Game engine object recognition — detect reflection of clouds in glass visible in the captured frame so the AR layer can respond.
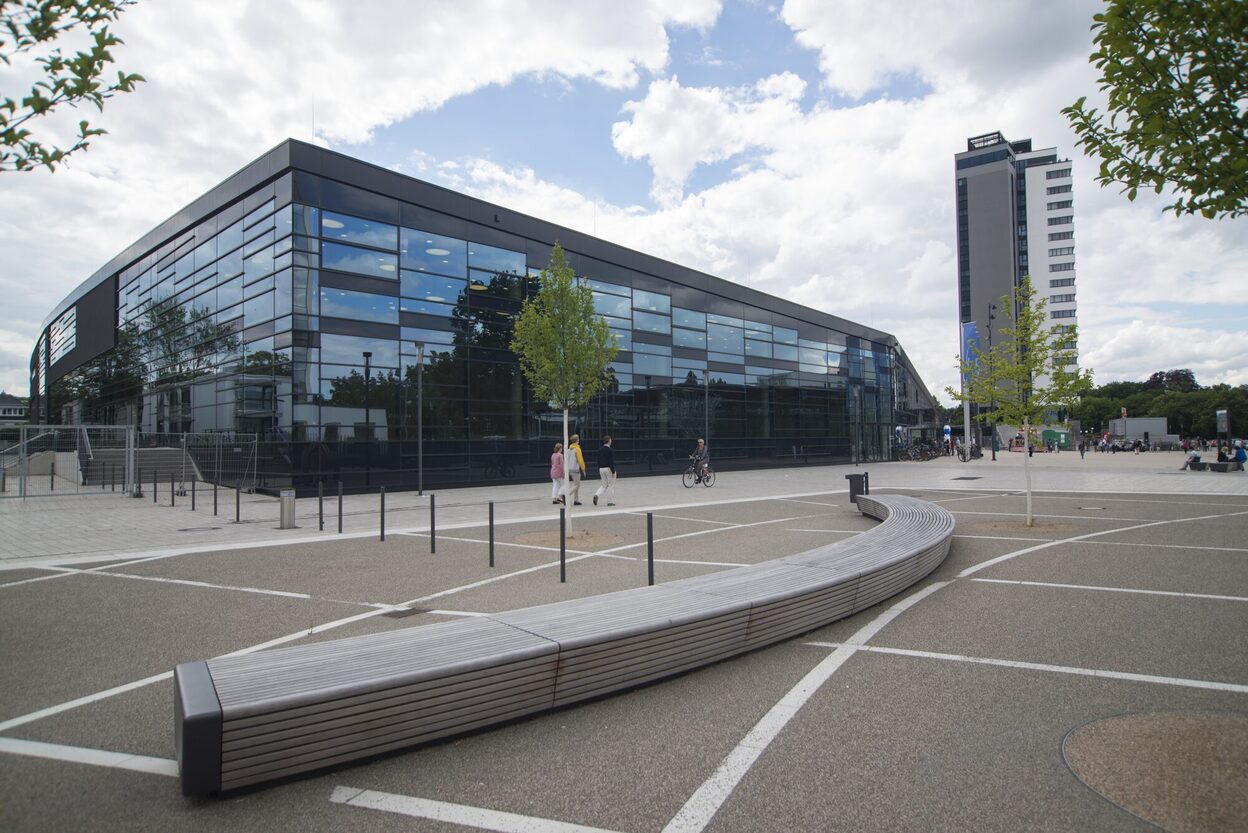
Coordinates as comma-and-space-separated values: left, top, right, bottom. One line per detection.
321, 211, 397, 250
321, 242, 398, 279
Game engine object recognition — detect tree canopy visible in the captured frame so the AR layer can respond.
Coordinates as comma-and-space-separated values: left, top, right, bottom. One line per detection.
1062, 0, 1248, 219
2, 0, 144, 172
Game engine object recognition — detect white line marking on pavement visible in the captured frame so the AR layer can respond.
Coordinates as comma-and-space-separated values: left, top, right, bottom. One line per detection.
399, 532, 595, 558
958, 509, 1248, 578
931, 493, 1001, 504
970, 577, 1248, 603
802, 643, 1248, 695
628, 512, 738, 526
777, 498, 838, 507
598, 514, 819, 556
1082, 540, 1248, 554
0, 671, 174, 734
426, 609, 490, 618
661, 581, 949, 833
330, 786, 626, 833
784, 528, 869, 534
0, 737, 179, 777
951, 510, 1145, 522
655, 559, 749, 568
953, 534, 1051, 543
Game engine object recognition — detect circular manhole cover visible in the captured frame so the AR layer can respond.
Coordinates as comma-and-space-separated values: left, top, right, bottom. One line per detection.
1063, 710, 1248, 832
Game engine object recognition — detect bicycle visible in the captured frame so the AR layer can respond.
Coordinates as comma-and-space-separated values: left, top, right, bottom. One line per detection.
682, 456, 715, 487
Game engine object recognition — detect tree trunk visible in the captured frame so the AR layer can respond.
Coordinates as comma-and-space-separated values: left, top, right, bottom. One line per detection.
1023, 415, 1034, 527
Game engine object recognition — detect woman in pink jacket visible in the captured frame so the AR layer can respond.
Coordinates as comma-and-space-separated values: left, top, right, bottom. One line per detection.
550, 442, 565, 504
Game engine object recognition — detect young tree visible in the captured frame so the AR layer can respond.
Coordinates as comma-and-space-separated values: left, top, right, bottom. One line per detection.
947, 276, 1093, 526
511, 243, 618, 519
1062, 0, 1248, 218
2, 0, 145, 172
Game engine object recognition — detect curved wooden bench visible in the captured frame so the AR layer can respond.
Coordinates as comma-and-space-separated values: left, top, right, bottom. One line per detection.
175, 493, 954, 795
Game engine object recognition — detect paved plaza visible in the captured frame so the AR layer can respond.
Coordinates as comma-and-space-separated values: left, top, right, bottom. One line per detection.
1, 450, 1246, 831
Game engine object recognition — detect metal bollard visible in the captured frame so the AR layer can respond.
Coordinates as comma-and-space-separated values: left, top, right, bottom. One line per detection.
171, 473, 176, 507
110, 464, 115, 492
191, 478, 196, 511
337, 481, 343, 534
50, 459, 54, 492
318, 481, 324, 532
213, 481, 218, 515
430, 493, 436, 554
864, 471, 870, 494
136, 466, 143, 499
235, 485, 241, 523
380, 486, 386, 542
488, 501, 495, 568
153, 470, 157, 503
647, 512, 655, 586
559, 507, 566, 583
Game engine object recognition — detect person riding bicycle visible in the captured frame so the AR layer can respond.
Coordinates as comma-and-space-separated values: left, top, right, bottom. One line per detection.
690, 439, 710, 479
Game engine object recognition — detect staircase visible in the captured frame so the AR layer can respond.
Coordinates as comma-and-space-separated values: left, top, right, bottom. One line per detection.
82, 447, 200, 488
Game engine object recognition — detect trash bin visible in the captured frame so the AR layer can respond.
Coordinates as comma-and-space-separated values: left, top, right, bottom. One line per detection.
279, 489, 296, 529
845, 473, 868, 504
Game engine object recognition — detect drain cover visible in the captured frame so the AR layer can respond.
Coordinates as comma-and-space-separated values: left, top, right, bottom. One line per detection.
951, 476, 982, 480
383, 607, 431, 618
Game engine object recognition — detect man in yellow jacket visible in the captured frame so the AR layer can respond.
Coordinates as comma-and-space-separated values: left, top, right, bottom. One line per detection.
565, 434, 586, 505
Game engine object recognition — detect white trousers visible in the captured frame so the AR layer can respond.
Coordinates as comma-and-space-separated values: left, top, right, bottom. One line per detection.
551, 478, 564, 499
594, 468, 616, 503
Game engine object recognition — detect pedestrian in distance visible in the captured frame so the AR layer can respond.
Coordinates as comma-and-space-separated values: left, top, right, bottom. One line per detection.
550, 442, 565, 504
592, 434, 617, 506
565, 434, 585, 505
1234, 440, 1247, 466
1078, 440, 1086, 459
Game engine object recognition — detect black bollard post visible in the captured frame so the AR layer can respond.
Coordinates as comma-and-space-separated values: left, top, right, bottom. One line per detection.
153, 470, 157, 503
559, 507, 567, 583
430, 493, 436, 554
647, 512, 655, 586
191, 478, 196, 511
337, 481, 343, 534
380, 486, 386, 542
213, 481, 218, 516
171, 473, 176, 507
235, 484, 241, 523
111, 463, 115, 492
318, 481, 324, 532
136, 466, 142, 500
488, 501, 495, 568
50, 459, 54, 492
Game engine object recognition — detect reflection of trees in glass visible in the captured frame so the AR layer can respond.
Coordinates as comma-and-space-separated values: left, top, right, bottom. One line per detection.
143, 298, 240, 386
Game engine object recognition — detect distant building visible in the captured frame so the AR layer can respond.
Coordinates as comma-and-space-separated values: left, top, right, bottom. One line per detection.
0, 391, 28, 423
954, 131, 1079, 381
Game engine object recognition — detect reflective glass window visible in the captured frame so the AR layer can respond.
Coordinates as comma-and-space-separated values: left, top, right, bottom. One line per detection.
401, 327, 456, 347
745, 339, 772, 358
743, 319, 771, 334
319, 288, 399, 323
633, 310, 670, 334
588, 279, 629, 296
400, 228, 467, 277
593, 292, 631, 319
243, 290, 274, 325
673, 327, 706, 349
633, 342, 670, 356
799, 346, 826, 365
320, 334, 400, 367
322, 211, 398, 250
673, 356, 706, 370
244, 247, 273, 283
773, 343, 798, 361
218, 220, 244, 255
244, 199, 275, 229
400, 299, 454, 316
707, 323, 744, 354
609, 328, 632, 350
401, 271, 467, 305
633, 289, 670, 313
708, 313, 743, 327
673, 307, 705, 330
217, 276, 243, 308
321, 241, 399, 279
708, 352, 744, 365
468, 242, 525, 274
193, 238, 217, 270
599, 315, 631, 331
293, 205, 319, 236
633, 353, 672, 376
773, 326, 798, 345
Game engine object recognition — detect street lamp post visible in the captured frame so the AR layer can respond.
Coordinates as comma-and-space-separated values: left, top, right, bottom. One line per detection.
987, 304, 997, 461
362, 351, 372, 486
414, 342, 424, 495
703, 370, 709, 444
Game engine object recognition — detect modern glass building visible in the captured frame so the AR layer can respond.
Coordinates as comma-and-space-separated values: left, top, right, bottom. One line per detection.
30, 139, 937, 493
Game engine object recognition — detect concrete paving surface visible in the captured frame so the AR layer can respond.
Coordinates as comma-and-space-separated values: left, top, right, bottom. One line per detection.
1, 450, 1246, 832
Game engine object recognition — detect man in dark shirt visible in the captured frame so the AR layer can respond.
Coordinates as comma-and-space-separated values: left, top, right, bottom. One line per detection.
592, 434, 617, 506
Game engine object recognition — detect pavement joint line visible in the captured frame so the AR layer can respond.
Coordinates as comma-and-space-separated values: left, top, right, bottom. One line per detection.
958, 508, 1248, 578
931, 493, 1004, 504
953, 534, 1052, 543
625, 511, 738, 526
776, 498, 839, 507
330, 785, 627, 833
596, 514, 822, 556
1080, 540, 1248, 554
970, 577, 1248, 603
802, 642, 1248, 695
397, 532, 596, 558
950, 510, 1161, 522
785, 528, 874, 534
661, 581, 949, 833
0, 737, 179, 778
654, 558, 750, 568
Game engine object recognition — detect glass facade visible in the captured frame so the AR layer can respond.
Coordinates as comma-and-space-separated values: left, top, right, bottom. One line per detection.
32, 144, 936, 493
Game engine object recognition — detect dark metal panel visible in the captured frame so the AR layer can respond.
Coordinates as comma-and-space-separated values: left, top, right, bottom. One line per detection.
318, 317, 399, 340
175, 661, 222, 796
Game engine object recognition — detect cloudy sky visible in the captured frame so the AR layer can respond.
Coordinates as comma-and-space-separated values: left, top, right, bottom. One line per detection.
2, 0, 1245, 401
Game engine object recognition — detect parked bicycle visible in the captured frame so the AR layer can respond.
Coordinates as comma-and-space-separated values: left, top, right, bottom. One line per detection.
682, 455, 716, 487
957, 442, 983, 462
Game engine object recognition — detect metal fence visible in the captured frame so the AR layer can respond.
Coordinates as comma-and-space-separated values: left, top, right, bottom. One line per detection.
0, 425, 135, 499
